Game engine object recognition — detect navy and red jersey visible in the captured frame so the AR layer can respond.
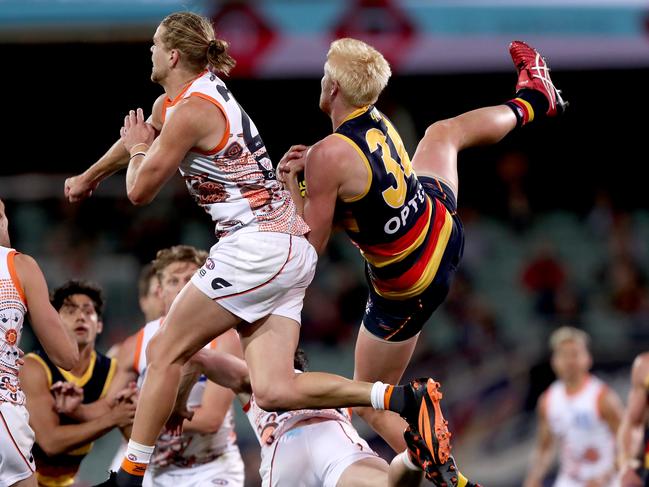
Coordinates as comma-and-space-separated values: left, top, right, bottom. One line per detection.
335, 105, 455, 301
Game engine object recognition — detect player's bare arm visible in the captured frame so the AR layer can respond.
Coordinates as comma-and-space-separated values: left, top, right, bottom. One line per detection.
189, 348, 251, 400
523, 393, 556, 487
123, 97, 226, 205
15, 254, 78, 370
64, 94, 166, 203
300, 136, 367, 254
594, 386, 624, 485
20, 357, 136, 456
617, 353, 649, 483
600, 386, 624, 434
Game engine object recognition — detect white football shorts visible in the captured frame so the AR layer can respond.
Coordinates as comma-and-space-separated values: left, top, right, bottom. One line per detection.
0, 402, 35, 487
259, 419, 381, 487
191, 232, 317, 324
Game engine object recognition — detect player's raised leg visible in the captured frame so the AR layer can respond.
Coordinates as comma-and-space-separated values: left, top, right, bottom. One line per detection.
413, 40, 566, 195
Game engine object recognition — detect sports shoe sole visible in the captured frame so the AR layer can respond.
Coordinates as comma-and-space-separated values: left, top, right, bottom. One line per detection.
418, 379, 452, 465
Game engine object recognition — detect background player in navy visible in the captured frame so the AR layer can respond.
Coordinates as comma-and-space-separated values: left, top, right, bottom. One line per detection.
21, 281, 136, 487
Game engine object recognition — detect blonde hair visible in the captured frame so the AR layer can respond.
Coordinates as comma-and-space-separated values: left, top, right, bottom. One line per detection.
325, 38, 391, 107
152, 245, 208, 279
160, 12, 236, 75
549, 326, 590, 352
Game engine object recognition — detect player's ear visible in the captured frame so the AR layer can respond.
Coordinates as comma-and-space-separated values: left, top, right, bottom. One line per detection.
330, 79, 340, 98
169, 49, 180, 68
97, 320, 103, 335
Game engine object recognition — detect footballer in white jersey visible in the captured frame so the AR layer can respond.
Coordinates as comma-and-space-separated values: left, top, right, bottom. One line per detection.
524, 327, 623, 487
0, 200, 78, 486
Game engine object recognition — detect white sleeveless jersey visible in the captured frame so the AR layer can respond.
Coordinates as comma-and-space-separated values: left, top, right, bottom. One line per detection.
135, 318, 237, 467
244, 371, 351, 448
0, 246, 27, 406
544, 375, 615, 483
162, 70, 310, 240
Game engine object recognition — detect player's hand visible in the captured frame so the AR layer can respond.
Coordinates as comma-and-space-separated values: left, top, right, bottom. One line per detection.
120, 108, 155, 153
109, 396, 137, 428
108, 381, 138, 407
51, 381, 84, 414
619, 465, 643, 487
277, 145, 308, 184
64, 173, 98, 202
165, 407, 194, 437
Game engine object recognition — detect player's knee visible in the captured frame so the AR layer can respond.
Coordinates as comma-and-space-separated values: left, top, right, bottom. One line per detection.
144, 333, 174, 367
424, 118, 461, 144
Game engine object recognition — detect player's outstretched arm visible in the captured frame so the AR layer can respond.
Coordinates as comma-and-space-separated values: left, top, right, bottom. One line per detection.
617, 354, 649, 485
523, 393, 556, 487
64, 94, 165, 203
189, 348, 250, 406
15, 254, 78, 370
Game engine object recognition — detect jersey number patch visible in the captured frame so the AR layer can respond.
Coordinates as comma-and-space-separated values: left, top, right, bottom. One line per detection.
365, 128, 412, 208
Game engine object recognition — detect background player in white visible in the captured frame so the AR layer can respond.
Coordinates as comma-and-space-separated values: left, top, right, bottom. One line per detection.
106, 262, 164, 470
617, 352, 649, 487
0, 199, 79, 487
103, 245, 245, 486
524, 327, 623, 487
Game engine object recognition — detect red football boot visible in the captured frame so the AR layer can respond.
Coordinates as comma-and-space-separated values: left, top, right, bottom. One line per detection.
509, 40, 567, 116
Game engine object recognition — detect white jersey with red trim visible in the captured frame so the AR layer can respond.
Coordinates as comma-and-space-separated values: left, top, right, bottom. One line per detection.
0, 246, 27, 406
244, 371, 351, 448
544, 375, 615, 484
135, 318, 237, 467
161, 70, 310, 240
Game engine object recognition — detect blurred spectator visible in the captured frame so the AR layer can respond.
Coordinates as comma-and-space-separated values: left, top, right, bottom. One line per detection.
522, 242, 568, 320
601, 256, 648, 316
496, 151, 532, 233
586, 189, 614, 238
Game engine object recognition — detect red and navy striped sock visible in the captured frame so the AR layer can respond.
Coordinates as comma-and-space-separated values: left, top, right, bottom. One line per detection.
505, 89, 550, 127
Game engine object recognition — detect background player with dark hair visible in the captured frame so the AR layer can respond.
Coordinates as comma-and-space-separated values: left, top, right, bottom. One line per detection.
20, 280, 136, 487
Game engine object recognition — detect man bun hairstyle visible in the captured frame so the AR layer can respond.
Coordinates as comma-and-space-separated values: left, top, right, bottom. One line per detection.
160, 12, 236, 75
